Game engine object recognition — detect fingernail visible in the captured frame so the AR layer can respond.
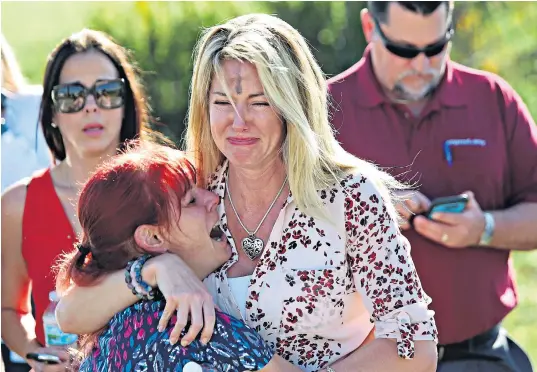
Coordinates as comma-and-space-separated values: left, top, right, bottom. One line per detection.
158, 325, 164, 332
181, 339, 190, 347
201, 338, 209, 345
170, 337, 177, 345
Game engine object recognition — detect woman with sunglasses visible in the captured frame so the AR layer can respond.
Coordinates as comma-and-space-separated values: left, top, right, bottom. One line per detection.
1, 28, 150, 372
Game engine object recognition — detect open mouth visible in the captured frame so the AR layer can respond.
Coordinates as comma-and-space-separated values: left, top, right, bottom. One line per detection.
210, 223, 224, 242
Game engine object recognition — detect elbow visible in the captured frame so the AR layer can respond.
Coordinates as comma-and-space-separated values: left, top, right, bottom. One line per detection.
55, 296, 79, 334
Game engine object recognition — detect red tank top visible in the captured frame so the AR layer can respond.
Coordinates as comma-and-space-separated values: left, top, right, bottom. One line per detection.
21, 169, 76, 345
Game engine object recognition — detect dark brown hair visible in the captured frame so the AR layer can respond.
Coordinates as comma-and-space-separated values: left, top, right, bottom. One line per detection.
40, 29, 151, 161
368, 1, 453, 24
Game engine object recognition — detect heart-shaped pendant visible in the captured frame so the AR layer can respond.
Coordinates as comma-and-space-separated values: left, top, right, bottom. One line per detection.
241, 235, 264, 260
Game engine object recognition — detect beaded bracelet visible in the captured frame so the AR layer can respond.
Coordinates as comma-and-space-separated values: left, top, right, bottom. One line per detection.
125, 258, 145, 299
125, 254, 157, 300
130, 258, 152, 299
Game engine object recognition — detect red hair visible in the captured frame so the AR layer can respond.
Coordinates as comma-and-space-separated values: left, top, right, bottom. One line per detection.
56, 141, 196, 293
55, 141, 196, 359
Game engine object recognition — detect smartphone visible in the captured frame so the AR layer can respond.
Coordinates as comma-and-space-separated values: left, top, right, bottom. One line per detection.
409, 194, 468, 226
425, 194, 469, 218
26, 352, 61, 365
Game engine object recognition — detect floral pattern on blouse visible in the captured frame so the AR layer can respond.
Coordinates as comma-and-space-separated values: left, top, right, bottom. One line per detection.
203, 162, 438, 371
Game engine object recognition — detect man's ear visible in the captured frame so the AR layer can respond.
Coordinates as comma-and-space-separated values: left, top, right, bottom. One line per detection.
134, 225, 168, 254
361, 8, 375, 43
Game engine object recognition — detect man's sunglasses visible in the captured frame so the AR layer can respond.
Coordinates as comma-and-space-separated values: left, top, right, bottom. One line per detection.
373, 17, 454, 59
51, 78, 125, 114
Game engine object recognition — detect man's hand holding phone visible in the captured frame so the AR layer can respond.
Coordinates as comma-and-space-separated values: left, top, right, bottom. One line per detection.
394, 190, 432, 230
411, 191, 487, 248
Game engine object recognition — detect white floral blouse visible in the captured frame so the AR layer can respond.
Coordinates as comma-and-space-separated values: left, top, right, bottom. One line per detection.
204, 162, 438, 371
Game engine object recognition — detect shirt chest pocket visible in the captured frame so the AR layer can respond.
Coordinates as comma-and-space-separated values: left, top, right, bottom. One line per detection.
278, 266, 346, 336
444, 141, 507, 195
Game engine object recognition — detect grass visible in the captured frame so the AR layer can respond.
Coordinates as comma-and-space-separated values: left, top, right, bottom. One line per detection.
3, 1, 537, 368
504, 251, 537, 368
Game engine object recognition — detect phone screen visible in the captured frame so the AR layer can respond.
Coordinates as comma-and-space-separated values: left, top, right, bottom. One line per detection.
26, 353, 61, 365
426, 195, 468, 218
428, 201, 467, 216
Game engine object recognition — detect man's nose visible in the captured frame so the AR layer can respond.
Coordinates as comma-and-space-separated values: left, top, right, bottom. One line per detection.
410, 53, 431, 74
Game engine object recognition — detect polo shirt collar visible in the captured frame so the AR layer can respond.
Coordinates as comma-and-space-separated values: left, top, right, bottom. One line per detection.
435, 59, 467, 107
353, 45, 386, 108
355, 45, 466, 108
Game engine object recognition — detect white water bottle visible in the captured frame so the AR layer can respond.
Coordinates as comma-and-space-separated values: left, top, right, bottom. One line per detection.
42, 291, 78, 348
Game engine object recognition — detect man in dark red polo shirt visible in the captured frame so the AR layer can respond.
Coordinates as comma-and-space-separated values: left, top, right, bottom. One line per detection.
328, 1, 537, 371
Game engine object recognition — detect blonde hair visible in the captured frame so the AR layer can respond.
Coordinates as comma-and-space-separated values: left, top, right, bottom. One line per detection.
185, 13, 405, 214
1, 34, 26, 93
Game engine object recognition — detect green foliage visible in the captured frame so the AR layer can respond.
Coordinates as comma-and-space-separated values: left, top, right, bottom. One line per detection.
1, 1, 127, 83
89, 2, 268, 141
506, 251, 537, 367
452, 2, 537, 118
3, 1, 537, 366
268, 2, 366, 78
86, 1, 367, 142
86, 1, 537, 140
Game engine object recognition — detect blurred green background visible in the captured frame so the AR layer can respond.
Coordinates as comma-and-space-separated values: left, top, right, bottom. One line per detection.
3, 1, 537, 366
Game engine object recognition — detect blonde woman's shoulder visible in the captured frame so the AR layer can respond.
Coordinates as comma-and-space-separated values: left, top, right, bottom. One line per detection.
339, 157, 386, 186
339, 163, 406, 227
339, 167, 382, 195
16, 84, 43, 97
339, 162, 404, 207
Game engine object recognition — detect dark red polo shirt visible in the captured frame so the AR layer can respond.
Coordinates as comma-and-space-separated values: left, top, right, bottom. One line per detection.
328, 47, 537, 344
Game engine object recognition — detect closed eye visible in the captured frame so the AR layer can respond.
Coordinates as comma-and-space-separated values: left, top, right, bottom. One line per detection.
252, 102, 270, 106
189, 197, 196, 205
214, 101, 231, 105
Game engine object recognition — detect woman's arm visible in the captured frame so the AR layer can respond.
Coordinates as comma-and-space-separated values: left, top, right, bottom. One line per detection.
56, 253, 216, 345
320, 339, 436, 372
55, 270, 138, 334
1, 183, 72, 372
1, 184, 40, 356
340, 175, 438, 371
260, 355, 304, 372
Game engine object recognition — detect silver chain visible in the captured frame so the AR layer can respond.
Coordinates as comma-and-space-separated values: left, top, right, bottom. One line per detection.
226, 173, 288, 237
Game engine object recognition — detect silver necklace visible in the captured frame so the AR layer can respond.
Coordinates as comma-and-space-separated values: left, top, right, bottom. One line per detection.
226, 174, 288, 260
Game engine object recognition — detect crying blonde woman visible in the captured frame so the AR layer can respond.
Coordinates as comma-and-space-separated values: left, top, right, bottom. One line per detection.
56, 14, 438, 372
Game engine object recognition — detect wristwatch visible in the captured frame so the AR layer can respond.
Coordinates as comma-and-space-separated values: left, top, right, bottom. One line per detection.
478, 212, 495, 246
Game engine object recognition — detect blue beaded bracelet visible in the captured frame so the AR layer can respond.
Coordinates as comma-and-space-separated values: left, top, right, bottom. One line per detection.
125, 254, 156, 300
133, 255, 154, 296
125, 259, 142, 299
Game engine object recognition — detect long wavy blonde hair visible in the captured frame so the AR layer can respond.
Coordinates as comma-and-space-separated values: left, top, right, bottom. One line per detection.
185, 14, 404, 214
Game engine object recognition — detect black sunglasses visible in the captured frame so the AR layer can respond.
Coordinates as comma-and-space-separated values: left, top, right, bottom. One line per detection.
51, 78, 125, 114
373, 17, 454, 59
